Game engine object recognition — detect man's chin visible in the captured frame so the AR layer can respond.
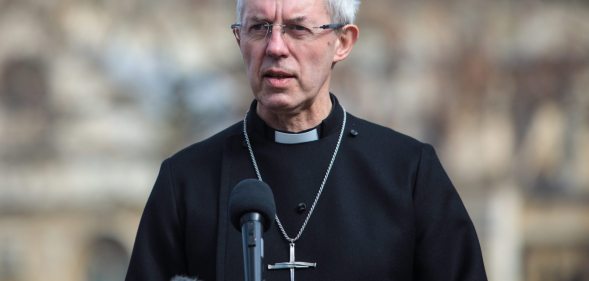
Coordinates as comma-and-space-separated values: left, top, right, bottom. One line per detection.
256, 92, 302, 113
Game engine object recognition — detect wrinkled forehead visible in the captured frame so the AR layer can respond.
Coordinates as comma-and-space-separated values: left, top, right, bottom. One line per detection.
241, 0, 330, 23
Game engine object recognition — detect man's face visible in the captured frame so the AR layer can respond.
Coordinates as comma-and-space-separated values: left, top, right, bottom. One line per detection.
237, 0, 341, 114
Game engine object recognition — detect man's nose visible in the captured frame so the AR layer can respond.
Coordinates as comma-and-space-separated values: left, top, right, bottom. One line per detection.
265, 26, 289, 58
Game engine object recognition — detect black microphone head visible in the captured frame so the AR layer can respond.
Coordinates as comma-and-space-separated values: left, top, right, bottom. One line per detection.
228, 179, 276, 232
170, 276, 200, 281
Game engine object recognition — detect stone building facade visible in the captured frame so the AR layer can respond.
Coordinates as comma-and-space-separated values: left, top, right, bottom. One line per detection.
0, 0, 588, 280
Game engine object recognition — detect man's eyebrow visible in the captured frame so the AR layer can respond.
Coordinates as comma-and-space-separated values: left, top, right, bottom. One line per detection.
246, 15, 269, 23
287, 16, 307, 23
245, 15, 308, 24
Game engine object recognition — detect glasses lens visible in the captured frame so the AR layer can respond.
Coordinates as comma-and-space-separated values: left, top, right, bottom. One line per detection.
246, 22, 270, 40
284, 24, 314, 40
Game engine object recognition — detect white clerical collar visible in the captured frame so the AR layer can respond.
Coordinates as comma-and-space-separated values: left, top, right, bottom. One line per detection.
274, 129, 319, 144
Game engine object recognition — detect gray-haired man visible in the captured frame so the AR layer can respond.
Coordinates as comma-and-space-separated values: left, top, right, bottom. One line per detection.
126, 1, 487, 280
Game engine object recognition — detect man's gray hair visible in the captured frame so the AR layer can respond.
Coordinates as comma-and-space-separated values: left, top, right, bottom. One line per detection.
235, 0, 361, 24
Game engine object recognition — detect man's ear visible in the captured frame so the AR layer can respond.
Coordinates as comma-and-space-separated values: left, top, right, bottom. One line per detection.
333, 24, 359, 63
233, 29, 241, 46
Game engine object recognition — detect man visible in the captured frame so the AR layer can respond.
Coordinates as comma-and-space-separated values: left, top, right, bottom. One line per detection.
126, 0, 488, 280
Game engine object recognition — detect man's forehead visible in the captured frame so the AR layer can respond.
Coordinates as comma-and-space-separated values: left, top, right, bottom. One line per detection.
242, 0, 329, 22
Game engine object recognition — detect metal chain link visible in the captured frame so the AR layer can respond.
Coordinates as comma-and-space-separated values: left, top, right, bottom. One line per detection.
242, 106, 347, 244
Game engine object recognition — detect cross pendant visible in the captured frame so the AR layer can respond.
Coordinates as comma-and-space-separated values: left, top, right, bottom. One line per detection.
268, 243, 317, 281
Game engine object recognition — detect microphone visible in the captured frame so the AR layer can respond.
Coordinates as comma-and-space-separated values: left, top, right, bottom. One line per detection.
170, 276, 201, 281
229, 179, 276, 281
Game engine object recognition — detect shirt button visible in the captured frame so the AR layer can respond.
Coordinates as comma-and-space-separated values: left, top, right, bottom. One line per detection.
296, 203, 307, 214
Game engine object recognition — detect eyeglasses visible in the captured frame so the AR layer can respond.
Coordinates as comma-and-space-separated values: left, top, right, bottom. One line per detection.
231, 21, 346, 42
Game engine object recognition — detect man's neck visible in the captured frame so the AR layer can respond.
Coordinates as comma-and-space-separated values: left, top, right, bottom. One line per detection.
256, 94, 332, 133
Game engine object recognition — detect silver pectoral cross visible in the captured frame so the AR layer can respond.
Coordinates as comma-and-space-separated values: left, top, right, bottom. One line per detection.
268, 243, 316, 281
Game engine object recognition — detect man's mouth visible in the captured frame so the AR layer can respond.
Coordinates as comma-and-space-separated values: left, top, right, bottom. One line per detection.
262, 69, 295, 87
263, 70, 295, 79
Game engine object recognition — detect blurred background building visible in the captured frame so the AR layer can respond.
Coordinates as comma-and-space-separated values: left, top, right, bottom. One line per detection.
0, 0, 588, 280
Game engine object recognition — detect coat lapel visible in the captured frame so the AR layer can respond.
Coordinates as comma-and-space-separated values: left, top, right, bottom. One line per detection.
216, 131, 256, 281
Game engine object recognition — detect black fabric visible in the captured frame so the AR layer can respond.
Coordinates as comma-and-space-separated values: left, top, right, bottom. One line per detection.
126, 95, 488, 281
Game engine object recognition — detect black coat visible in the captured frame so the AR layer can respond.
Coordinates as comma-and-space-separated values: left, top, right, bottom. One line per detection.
126, 98, 487, 281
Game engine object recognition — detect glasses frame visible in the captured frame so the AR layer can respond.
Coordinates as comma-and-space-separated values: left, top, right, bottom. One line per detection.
231, 21, 347, 41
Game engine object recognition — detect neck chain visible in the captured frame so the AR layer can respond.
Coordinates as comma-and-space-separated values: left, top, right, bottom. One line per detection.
242, 106, 347, 244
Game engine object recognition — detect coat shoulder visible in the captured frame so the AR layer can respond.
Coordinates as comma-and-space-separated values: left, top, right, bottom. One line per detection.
347, 113, 428, 155
167, 121, 243, 166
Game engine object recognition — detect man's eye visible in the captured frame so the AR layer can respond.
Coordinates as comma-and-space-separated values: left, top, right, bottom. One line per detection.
286, 24, 312, 37
288, 25, 309, 32
292, 25, 308, 31
249, 23, 268, 31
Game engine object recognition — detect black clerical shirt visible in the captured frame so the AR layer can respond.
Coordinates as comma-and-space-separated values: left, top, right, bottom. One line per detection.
126, 95, 487, 281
